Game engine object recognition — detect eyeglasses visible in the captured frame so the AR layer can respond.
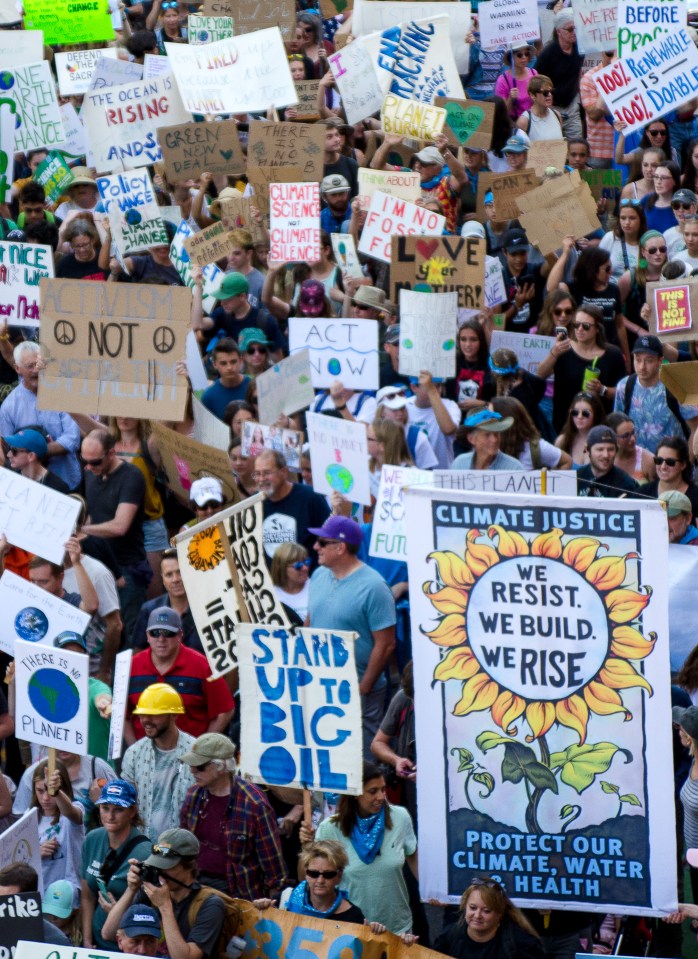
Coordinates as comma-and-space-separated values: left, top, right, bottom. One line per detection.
148, 629, 175, 638
620, 198, 642, 207
82, 455, 106, 467
672, 203, 694, 210
539, 89, 554, 96
306, 869, 339, 879
616, 429, 635, 440
654, 455, 679, 466
514, 50, 531, 58
645, 246, 667, 254
7, 447, 26, 455
193, 762, 210, 772
195, 500, 221, 511
246, 346, 268, 355
316, 538, 340, 547
289, 559, 312, 570
572, 408, 592, 418
573, 321, 594, 331
72, 241, 93, 252
647, 128, 667, 136
553, 307, 573, 316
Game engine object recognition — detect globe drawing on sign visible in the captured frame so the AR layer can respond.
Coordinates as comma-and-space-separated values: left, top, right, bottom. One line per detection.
15, 607, 49, 643
125, 209, 142, 226
28, 668, 80, 724
325, 463, 354, 494
0, 71, 14, 91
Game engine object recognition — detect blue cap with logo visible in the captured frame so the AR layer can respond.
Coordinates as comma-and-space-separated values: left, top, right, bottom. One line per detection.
120, 904, 163, 939
95, 779, 138, 808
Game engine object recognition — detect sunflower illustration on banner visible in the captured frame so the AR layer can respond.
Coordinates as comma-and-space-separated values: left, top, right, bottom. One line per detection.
405, 488, 675, 915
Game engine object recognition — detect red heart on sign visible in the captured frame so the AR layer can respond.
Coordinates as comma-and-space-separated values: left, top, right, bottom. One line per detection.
416, 239, 438, 260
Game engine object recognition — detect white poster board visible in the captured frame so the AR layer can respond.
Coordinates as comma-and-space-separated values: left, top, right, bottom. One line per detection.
573, 0, 617, 53
478, 0, 540, 50
0, 811, 43, 895
306, 411, 371, 505
0, 241, 54, 328
289, 317, 379, 390
327, 39, 384, 126
490, 329, 556, 374
256, 349, 316, 425
108, 648, 132, 760
0, 570, 90, 656
55, 48, 119, 96
3, 61, 65, 153
269, 182, 320, 263
0, 470, 80, 564
399, 290, 458, 380
96, 168, 167, 255
358, 190, 445, 263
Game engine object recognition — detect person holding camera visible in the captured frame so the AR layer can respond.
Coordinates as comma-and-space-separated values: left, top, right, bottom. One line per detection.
101, 828, 226, 959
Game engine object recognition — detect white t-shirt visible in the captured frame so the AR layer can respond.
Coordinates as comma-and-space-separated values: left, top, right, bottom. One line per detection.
406, 398, 460, 468
274, 581, 310, 623
310, 392, 377, 425
664, 225, 686, 257
674, 249, 698, 269
518, 438, 563, 470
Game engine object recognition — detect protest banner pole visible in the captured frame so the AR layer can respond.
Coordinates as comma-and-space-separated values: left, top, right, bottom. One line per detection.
47, 747, 57, 794
216, 521, 250, 625
541, 468, 547, 496
303, 789, 312, 831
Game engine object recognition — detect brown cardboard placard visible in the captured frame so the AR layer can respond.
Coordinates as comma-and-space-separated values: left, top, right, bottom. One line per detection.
319, 0, 353, 18
293, 81, 321, 121
219, 195, 266, 246
647, 277, 698, 342
434, 96, 495, 153
660, 359, 698, 405
151, 421, 241, 504
488, 168, 538, 220
230, 0, 294, 38
37, 280, 191, 421
157, 119, 245, 182
527, 139, 569, 178
183, 220, 237, 266
390, 235, 487, 310
247, 121, 325, 181
200, 0, 232, 14
516, 170, 601, 256
247, 164, 305, 217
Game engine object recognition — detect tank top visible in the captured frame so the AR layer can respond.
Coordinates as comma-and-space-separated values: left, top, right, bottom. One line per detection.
524, 109, 564, 141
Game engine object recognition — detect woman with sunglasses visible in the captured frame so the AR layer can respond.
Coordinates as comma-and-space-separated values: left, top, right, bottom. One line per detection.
494, 42, 537, 123
293, 12, 331, 78
532, 290, 577, 427
606, 412, 656, 483
639, 435, 698, 520
270, 541, 312, 623
434, 877, 542, 959
615, 119, 677, 170
642, 162, 682, 232
554, 390, 605, 466
665, 188, 698, 256
620, 147, 666, 203
599, 199, 647, 278
618, 230, 669, 349
239, 328, 271, 378
146, 0, 187, 53
517, 75, 563, 141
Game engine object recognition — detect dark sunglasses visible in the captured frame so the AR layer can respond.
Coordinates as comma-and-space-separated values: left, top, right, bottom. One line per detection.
195, 500, 221, 510
471, 877, 506, 890
620, 198, 642, 207
645, 245, 667, 254
193, 762, 210, 772
573, 321, 594, 331
7, 447, 25, 455
647, 128, 667, 135
289, 559, 312, 570
539, 89, 554, 96
246, 346, 268, 355
306, 869, 339, 879
672, 203, 694, 210
82, 455, 106, 467
152, 843, 179, 856
572, 408, 592, 418
316, 538, 339, 547
553, 307, 573, 315
654, 455, 678, 466
514, 50, 531, 57
148, 628, 175, 638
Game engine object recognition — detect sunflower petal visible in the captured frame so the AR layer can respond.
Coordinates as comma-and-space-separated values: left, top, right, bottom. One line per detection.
427, 551, 474, 588
583, 680, 630, 719
610, 626, 657, 660
531, 528, 564, 558
585, 553, 638, 592
562, 537, 606, 572
423, 614, 466, 647
465, 530, 499, 577
598, 658, 653, 694
434, 646, 480, 683
555, 695, 590, 744
486, 525, 529, 558
605, 586, 652, 623
491, 690, 525, 735
453, 673, 500, 717
423, 583, 469, 615
525, 701, 556, 740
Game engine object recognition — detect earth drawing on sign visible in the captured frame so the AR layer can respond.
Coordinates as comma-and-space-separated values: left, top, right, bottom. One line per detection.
28, 668, 80, 723
15, 607, 49, 643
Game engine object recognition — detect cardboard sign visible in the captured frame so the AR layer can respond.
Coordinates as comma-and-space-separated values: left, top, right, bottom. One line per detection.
38, 280, 190, 420
238, 624, 362, 792
289, 317, 379, 390
435, 96, 495, 152
188, 13, 234, 43
23, 0, 114, 43
248, 121, 325, 181
33, 151, 75, 204
108, 648, 132, 760
82, 74, 191, 172
170, 219, 223, 314
327, 39, 384, 126
391, 235, 486, 311
269, 182, 320, 263
0, 813, 42, 896
96, 169, 167, 256
0, 240, 54, 329
15, 639, 89, 754
58, 102, 87, 160
357, 168, 420, 212
617, 0, 687, 57
648, 277, 698, 340
0, 30, 43, 66
248, 165, 301, 218
143, 53, 172, 80
55, 49, 119, 97
0, 471, 81, 566
580, 167, 622, 200
573, 0, 618, 53
381, 93, 446, 140
516, 170, 602, 256
0, 892, 43, 952
331, 233, 363, 278
660, 360, 698, 405
174, 496, 290, 677
0, 99, 15, 205
293, 80, 321, 120
183, 220, 236, 266
218, 195, 265, 246
320, 0, 352, 17
201, 0, 232, 15
358, 190, 445, 263
477, 0, 539, 50
151, 420, 239, 505
594, 28, 698, 131
3, 62, 64, 153
88, 55, 143, 90
527, 139, 569, 177
241, 421, 303, 469
230, 0, 294, 38
158, 119, 245, 180
165, 29, 296, 114
256, 349, 316, 424
307, 412, 371, 505
398, 290, 458, 380
490, 329, 556, 374
0, 568, 90, 656
488, 167, 538, 220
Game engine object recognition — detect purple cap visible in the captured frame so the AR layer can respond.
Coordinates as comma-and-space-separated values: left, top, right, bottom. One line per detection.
308, 516, 363, 546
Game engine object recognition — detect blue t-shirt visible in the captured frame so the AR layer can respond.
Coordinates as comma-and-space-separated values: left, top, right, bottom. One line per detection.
640, 197, 677, 233
308, 563, 396, 691
201, 376, 251, 419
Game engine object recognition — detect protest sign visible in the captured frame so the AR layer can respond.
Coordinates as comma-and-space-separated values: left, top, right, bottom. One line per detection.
165, 30, 296, 114
399, 290, 458, 380
192, 395, 229, 450
580, 168, 622, 201
158, 119, 245, 180
0, 472, 80, 566
171, 219, 223, 314
306, 412, 370, 506
33, 151, 74, 204
327, 39, 384, 126
0, 892, 43, 954
218, 195, 265, 246
0, 813, 42, 896
242, 421, 303, 469
183, 220, 236, 267
230, 0, 294, 38
143, 53, 172, 80
23, 0, 114, 43
487, 167, 538, 219
0, 99, 15, 204
289, 318, 379, 390
320, 0, 352, 16
96, 169, 167, 255
594, 28, 698, 131
248, 121, 325, 181
648, 278, 698, 340
0, 30, 42, 66
406, 488, 674, 913
151, 421, 239, 505
0, 240, 54, 328
59, 102, 87, 160
478, 0, 539, 50
55, 48, 118, 96
174, 496, 290, 677
391, 235, 486, 310
82, 74, 190, 172
668, 545, 698, 671
434, 96, 495, 152
527, 139, 569, 177
188, 333, 210, 394
88, 55, 143, 90
485, 255, 507, 309
516, 171, 602, 255
431, 469, 578, 494
381, 93, 446, 140
490, 330, 556, 374
188, 13, 234, 43
239, 624, 362, 792
3, 62, 64, 153
573, 0, 617, 52
617, 0, 687, 58
331, 234, 362, 278
15, 638, 89, 754
359, 191, 445, 263
293, 80, 321, 120
109, 648, 132, 760
357, 168, 420, 212
269, 182, 320, 263
201, 0, 232, 16
38, 280, 190, 420
256, 349, 316, 424
0, 570, 90, 657
16, 946, 145, 959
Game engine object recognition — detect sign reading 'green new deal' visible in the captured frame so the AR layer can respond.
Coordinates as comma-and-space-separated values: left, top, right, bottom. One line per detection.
23, 0, 114, 45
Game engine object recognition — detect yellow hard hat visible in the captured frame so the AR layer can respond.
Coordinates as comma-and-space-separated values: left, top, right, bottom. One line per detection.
133, 683, 185, 715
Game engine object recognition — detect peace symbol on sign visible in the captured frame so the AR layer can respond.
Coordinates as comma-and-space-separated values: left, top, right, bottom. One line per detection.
153, 326, 175, 354
54, 320, 75, 346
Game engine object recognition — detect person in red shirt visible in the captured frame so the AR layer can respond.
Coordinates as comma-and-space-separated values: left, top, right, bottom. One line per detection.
123, 607, 234, 744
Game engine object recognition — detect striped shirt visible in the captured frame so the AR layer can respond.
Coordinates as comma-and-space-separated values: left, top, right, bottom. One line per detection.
681, 770, 698, 848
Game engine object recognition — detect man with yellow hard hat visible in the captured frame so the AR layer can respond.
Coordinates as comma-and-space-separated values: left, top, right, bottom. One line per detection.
120, 683, 196, 841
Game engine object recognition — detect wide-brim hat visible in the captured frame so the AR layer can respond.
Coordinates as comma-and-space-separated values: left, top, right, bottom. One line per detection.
353, 285, 395, 313
210, 187, 244, 218
62, 166, 96, 191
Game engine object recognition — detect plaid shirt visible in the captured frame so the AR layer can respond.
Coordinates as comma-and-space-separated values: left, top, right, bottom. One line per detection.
180, 777, 288, 899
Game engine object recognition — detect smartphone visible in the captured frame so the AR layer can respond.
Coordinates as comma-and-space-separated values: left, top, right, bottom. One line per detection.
96, 877, 108, 897
555, 326, 568, 339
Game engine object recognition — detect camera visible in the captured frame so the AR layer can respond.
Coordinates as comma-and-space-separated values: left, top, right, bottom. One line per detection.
226, 936, 247, 959
136, 861, 162, 885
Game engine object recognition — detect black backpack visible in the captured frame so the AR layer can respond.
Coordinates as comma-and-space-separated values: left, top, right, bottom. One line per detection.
623, 373, 690, 440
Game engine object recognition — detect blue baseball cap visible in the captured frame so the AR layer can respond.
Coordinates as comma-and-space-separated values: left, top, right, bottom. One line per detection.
43, 880, 76, 919
120, 904, 162, 939
3, 428, 48, 458
308, 515, 362, 547
95, 779, 138, 808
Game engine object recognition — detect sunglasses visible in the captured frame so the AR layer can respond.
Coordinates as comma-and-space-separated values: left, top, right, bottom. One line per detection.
654, 456, 679, 466
573, 321, 594, 331
316, 538, 339, 547
195, 500, 221, 510
471, 877, 506, 890
620, 198, 642, 207
82, 455, 106, 467
162, 1, 178, 7
645, 246, 667, 254
246, 346, 268, 355
289, 559, 312, 570
572, 409, 592, 418
514, 50, 531, 57
152, 843, 178, 856
306, 869, 339, 879
647, 128, 667, 135
539, 89, 554, 96
553, 307, 573, 316
193, 762, 210, 772
7, 447, 25, 455
616, 429, 635, 440
148, 629, 175, 638
672, 203, 694, 210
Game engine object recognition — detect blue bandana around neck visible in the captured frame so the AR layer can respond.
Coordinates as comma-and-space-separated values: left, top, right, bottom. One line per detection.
421, 164, 451, 192
287, 881, 348, 918
350, 807, 385, 864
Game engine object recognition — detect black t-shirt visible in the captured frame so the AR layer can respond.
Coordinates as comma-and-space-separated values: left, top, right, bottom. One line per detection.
324, 155, 359, 198
262, 482, 331, 562
128, 256, 184, 286
40, 470, 71, 493
551, 346, 626, 432
84, 461, 146, 566
577, 464, 639, 497
208, 303, 284, 352
172, 886, 226, 959
56, 254, 108, 281
568, 282, 623, 347
501, 260, 547, 332
535, 41, 585, 108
